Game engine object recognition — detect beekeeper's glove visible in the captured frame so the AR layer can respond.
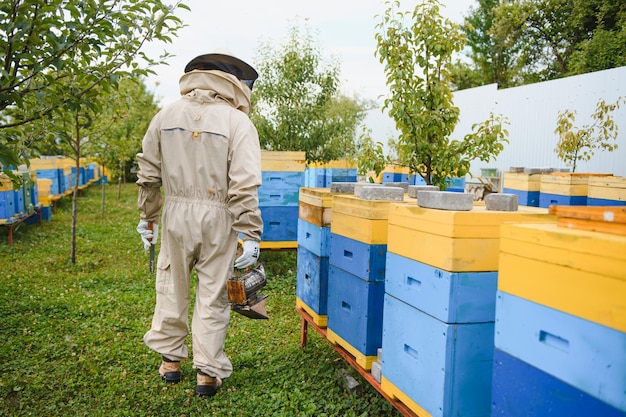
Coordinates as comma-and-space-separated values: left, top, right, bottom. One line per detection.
234, 240, 260, 269
137, 220, 158, 250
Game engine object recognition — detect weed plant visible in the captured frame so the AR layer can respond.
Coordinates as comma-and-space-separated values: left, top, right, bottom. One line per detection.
0, 183, 400, 417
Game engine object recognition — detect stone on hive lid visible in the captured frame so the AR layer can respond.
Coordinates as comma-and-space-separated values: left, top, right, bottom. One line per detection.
408, 185, 439, 199
417, 191, 473, 211
485, 193, 518, 211
356, 186, 404, 201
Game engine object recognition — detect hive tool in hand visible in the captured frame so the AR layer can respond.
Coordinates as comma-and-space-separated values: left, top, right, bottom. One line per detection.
227, 264, 268, 320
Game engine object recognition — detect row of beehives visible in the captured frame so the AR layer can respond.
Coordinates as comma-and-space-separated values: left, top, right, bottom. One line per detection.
503, 170, 626, 207
295, 184, 625, 417
0, 157, 109, 231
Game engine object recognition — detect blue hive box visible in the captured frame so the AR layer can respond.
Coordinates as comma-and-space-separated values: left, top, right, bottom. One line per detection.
296, 246, 329, 325
495, 291, 626, 411
326, 264, 384, 369
297, 218, 330, 257
0, 191, 16, 219
491, 348, 624, 417
503, 188, 540, 207
13, 188, 25, 214
539, 192, 587, 207
381, 293, 495, 417
385, 252, 498, 324
259, 206, 299, 241
329, 233, 386, 282
304, 167, 327, 188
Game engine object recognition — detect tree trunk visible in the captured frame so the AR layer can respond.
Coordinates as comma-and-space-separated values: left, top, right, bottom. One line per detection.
101, 164, 106, 217
118, 160, 123, 199
71, 122, 80, 264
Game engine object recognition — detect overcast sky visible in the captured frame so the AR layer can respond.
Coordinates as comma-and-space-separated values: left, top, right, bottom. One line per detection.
143, 0, 476, 141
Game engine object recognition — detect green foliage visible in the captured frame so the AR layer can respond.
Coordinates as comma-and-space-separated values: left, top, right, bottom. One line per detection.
0, 0, 187, 128
489, 0, 626, 86
375, 0, 509, 189
453, 0, 523, 89
87, 76, 159, 186
554, 96, 624, 172
251, 22, 372, 164
0, 0, 187, 181
354, 129, 392, 183
0, 183, 401, 417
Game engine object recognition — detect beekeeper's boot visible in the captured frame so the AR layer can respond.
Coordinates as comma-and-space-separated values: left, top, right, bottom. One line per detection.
159, 356, 181, 384
195, 370, 222, 397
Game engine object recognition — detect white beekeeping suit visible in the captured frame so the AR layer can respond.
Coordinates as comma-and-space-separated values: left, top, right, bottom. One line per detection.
135, 51, 263, 397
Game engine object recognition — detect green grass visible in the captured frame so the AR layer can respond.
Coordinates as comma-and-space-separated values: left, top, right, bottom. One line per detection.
0, 183, 401, 417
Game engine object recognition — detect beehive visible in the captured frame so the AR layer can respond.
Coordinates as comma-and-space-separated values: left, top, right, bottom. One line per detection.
495, 290, 625, 412
491, 348, 624, 417
326, 195, 408, 369
387, 204, 553, 272
298, 187, 332, 227
498, 221, 626, 332
258, 151, 305, 247
381, 293, 495, 417
495, 215, 626, 413
539, 172, 612, 207
295, 188, 334, 326
260, 150, 306, 172
587, 176, 626, 206
503, 171, 542, 206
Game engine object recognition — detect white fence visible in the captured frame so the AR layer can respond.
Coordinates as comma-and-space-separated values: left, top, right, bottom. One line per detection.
452, 66, 626, 178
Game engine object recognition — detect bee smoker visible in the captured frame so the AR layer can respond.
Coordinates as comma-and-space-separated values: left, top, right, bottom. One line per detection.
227, 264, 268, 320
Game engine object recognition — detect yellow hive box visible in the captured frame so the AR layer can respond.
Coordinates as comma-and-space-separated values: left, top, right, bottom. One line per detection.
331, 195, 413, 244
588, 176, 626, 202
387, 204, 553, 272
29, 158, 60, 170
261, 151, 306, 172
498, 222, 626, 332
298, 187, 333, 227
0, 177, 13, 191
540, 172, 611, 196
325, 159, 357, 169
384, 164, 410, 174
37, 178, 52, 194
503, 172, 542, 192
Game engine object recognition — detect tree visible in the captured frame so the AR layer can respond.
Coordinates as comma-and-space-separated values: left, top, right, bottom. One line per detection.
490, 0, 626, 86
86, 76, 159, 203
452, 0, 523, 89
0, 0, 187, 175
0, 0, 187, 263
554, 96, 624, 172
354, 129, 392, 183
375, 0, 509, 189
250, 22, 373, 164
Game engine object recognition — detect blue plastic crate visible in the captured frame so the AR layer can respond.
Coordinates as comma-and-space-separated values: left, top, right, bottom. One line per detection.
495, 291, 626, 411
329, 232, 387, 282
382, 293, 495, 417
539, 193, 587, 207
491, 348, 624, 417
503, 188, 540, 207
385, 252, 498, 324
259, 206, 298, 242
296, 246, 329, 319
297, 218, 330, 257
327, 265, 385, 357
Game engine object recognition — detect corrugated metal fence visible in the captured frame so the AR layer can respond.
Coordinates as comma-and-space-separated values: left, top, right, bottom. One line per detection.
452, 66, 626, 178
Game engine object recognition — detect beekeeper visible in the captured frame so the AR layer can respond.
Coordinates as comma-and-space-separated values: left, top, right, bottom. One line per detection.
135, 50, 263, 397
